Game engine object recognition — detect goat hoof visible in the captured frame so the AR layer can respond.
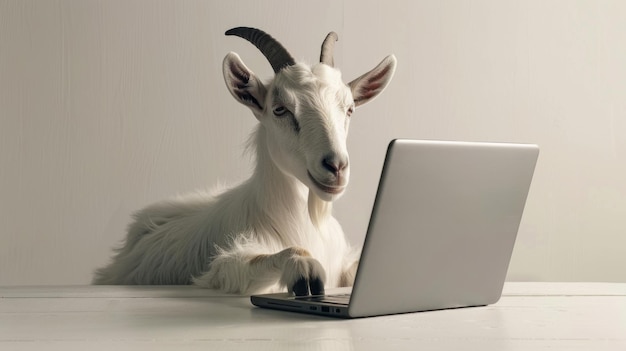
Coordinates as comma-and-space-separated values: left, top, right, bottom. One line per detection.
291, 277, 325, 296
309, 277, 324, 295
292, 277, 309, 296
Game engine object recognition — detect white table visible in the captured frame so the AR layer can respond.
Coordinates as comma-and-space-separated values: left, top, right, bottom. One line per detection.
1, 283, 625, 350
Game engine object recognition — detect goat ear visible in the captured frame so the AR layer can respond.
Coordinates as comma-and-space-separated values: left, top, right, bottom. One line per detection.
348, 55, 397, 107
223, 52, 267, 116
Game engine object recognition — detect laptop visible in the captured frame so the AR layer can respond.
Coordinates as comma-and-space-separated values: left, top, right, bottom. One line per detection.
251, 139, 539, 318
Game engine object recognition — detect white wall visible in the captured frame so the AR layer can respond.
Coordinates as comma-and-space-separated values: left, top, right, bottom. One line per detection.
1, 0, 625, 285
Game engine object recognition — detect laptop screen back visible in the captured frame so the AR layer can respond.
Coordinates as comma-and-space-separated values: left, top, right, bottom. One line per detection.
348, 139, 539, 317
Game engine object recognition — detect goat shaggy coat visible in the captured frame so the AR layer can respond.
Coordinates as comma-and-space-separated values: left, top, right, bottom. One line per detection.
93, 27, 396, 295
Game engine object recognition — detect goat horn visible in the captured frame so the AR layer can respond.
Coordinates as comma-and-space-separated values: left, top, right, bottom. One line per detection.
225, 27, 296, 73
320, 32, 338, 67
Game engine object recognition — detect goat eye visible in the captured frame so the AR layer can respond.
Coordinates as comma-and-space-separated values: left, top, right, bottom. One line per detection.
273, 105, 288, 117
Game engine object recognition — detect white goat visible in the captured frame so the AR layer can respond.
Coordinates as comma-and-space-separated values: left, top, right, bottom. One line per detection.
93, 27, 396, 295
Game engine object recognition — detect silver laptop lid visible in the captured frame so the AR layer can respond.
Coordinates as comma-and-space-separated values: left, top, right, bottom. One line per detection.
348, 139, 539, 317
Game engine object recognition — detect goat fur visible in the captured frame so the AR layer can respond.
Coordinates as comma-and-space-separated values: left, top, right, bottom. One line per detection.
93, 29, 396, 295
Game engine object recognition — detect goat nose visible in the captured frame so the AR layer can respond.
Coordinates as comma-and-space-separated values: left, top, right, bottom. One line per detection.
322, 155, 348, 176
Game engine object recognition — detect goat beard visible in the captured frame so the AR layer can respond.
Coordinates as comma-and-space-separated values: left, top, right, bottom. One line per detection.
307, 190, 332, 228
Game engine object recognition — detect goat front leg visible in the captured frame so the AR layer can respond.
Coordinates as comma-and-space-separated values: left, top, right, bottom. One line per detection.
193, 247, 326, 296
